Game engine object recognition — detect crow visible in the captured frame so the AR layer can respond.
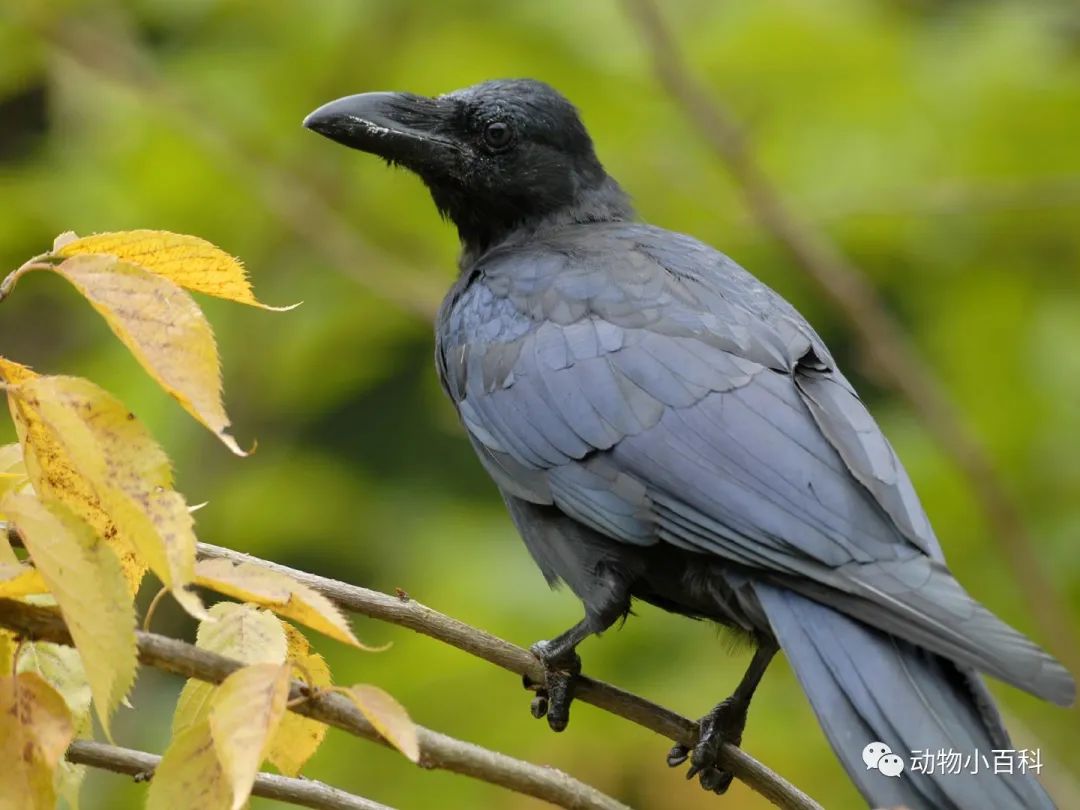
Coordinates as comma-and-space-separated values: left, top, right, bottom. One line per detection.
305, 79, 1074, 808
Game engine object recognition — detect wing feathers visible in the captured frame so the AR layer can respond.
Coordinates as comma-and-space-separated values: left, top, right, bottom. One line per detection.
438, 225, 1074, 706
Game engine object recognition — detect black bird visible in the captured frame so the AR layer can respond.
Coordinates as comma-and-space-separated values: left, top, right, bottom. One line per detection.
305, 79, 1074, 808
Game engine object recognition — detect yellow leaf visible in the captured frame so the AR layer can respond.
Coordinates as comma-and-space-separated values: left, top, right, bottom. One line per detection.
210, 663, 290, 810
17, 643, 93, 731
0, 534, 16, 567
53, 231, 78, 251
54, 230, 292, 311
17, 643, 92, 810
0, 630, 14, 675
0, 562, 49, 597
0, 442, 25, 469
195, 558, 370, 649
0, 672, 76, 810
0, 360, 145, 592
14, 375, 197, 597
0, 355, 35, 384
267, 624, 330, 776
146, 720, 230, 810
50, 255, 247, 455
55, 759, 86, 810
0, 442, 28, 502
172, 603, 286, 738
2, 493, 137, 736
0, 443, 24, 468
343, 684, 419, 763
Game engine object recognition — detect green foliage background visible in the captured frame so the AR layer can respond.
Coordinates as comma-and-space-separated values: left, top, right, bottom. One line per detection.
2, 1, 1078, 808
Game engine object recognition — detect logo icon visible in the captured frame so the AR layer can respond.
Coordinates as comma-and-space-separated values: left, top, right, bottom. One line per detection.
863, 742, 905, 778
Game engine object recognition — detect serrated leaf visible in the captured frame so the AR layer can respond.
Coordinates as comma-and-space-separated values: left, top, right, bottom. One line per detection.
54, 230, 292, 311
2, 493, 137, 736
55, 759, 86, 810
0, 370, 203, 610
17, 643, 92, 733
49, 255, 247, 455
267, 624, 330, 776
173, 603, 286, 738
195, 558, 371, 649
0, 672, 76, 810
153, 660, 290, 810
14, 375, 197, 599
17, 643, 92, 810
0, 360, 145, 592
343, 684, 419, 763
0, 562, 49, 597
146, 720, 230, 810
210, 663, 290, 810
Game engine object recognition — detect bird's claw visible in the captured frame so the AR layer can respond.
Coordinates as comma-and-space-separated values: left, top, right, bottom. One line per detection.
667, 696, 748, 795
529, 693, 548, 719
524, 640, 581, 732
666, 743, 690, 768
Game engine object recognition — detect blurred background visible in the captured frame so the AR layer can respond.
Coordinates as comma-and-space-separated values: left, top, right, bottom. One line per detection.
2, 1, 1079, 808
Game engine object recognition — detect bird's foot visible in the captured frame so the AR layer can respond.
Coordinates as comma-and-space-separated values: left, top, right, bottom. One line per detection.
522, 639, 582, 732
666, 696, 748, 794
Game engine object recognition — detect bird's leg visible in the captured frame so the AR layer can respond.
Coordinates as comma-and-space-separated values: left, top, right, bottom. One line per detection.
668, 640, 778, 794
523, 598, 625, 732
524, 619, 589, 732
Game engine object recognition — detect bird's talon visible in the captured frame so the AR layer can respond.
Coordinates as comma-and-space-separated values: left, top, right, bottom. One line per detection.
525, 640, 582, 731
675, 698, 748, 794
700, 767, 733, 794
530, 694, 549, 719
666, 744, 690, 767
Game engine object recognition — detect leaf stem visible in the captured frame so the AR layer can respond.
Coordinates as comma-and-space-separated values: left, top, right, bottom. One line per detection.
141, 586, 169, 632
0, 256, 54, 304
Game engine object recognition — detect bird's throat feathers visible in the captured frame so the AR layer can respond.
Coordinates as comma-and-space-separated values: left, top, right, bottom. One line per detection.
443, 173, 636, 267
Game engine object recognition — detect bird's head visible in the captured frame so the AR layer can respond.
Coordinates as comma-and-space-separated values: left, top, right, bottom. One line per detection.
304, 79, 631, 257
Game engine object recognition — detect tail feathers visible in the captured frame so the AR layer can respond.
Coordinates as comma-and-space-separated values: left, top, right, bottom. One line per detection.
755, 584, 1055, 810
829, 558, 1076, 707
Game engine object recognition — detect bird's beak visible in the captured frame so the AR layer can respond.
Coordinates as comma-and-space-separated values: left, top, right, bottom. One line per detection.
303, 91, 460, 167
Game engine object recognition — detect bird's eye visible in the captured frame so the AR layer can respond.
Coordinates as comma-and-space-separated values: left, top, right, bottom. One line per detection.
483, 121, 513, 150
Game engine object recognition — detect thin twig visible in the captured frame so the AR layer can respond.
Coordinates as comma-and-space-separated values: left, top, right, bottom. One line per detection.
195, 542, 821, 810
66, 739, 392, 810
0, 598, 633, 810
620, 0, 1080, 679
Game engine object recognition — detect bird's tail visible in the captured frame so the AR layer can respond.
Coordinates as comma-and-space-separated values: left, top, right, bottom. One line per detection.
753, 583, 1056, 809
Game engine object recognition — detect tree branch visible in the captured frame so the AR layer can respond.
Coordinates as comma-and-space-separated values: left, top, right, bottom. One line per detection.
0, 598, 631, 810
619, 0, 1080, 678
195, 542, 822, 810
66, 740, 393, 810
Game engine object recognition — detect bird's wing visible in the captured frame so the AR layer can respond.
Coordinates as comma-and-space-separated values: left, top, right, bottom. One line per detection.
440, 225, 931, 559
437, 225, 1073, 704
